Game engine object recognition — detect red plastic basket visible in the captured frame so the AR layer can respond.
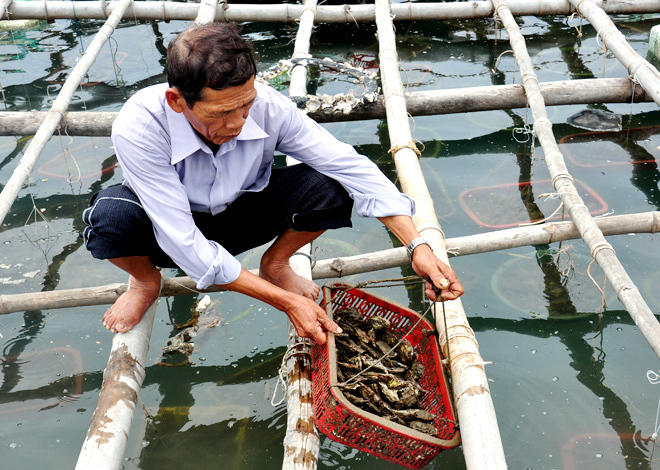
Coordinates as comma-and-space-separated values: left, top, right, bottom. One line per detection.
311, 283, 460, 469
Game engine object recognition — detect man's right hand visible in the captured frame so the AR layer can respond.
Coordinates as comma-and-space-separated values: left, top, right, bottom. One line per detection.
284, 294, 342, 345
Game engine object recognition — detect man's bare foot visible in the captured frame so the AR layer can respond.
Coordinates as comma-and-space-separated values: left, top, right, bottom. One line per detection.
103, 276, 160, 333
259, 258, 320, 300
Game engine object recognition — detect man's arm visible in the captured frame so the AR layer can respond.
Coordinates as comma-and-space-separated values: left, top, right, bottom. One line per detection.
378, 215, 464, 301
220, 268, 341, 345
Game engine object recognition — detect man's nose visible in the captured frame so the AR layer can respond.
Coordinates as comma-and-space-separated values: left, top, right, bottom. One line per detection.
226, 109, 246, 129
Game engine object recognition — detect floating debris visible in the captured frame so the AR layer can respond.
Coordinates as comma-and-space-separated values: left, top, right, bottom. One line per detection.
157, 295, 221, 367
333, 307, 438, 437
567, 109, 622, 132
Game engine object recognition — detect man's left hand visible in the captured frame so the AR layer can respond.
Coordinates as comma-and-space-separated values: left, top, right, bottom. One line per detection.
410, 244, 464, 302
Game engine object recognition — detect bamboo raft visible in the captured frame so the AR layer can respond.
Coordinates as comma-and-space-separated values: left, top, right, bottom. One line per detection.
2, 1, 660, 469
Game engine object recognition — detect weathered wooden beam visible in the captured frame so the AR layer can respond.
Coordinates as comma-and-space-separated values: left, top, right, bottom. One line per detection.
3, 0, 660, 22
1, 212, 658, 315
0, 0, 133, 225
282, 1, 321, 468
0, 77, 650, 136
494, 0, 660, 360
570, 0, 660, 107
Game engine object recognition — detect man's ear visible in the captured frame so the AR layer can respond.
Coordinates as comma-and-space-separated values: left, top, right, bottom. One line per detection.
165, 87, 186, 113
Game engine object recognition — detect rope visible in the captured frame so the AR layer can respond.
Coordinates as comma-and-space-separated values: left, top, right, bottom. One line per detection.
629, 74, 640, 120
512, 124, 534, 144
388, 140, 422, 159
381, 91, 406, 105
271, 339, 311, 407
567, 12, 583, 39
586, 259, 608, 319
590, 241, 615, 259
595, 26, 620, 79
596, 26, 618, 53
168, 277, 207, 295
520, 71, 539, 87
551, 172, 574, 186
378, 47, 399, 63
438, 297, 452, 369
647, 370, 660, 440
418, 225, 446, 240
0, 78, 7, 110
47, 88, 82, 184
343, 4, 359, 27
574, 0, 588, 12
491, 49, 514, 76
518, 193, 565, 227
630, 61, 655, 85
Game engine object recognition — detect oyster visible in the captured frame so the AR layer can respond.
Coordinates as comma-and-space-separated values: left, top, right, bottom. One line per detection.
333, 307, 441, 437
368, 315, 390, 334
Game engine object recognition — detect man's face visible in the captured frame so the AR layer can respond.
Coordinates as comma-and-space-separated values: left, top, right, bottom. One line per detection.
166, 77, 257, 146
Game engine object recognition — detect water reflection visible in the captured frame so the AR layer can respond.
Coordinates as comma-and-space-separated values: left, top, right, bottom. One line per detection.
1, 10, 660, 470
472, 312, 660, 468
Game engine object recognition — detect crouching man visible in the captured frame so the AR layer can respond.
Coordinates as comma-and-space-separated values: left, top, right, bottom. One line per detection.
82, 23, 464, 345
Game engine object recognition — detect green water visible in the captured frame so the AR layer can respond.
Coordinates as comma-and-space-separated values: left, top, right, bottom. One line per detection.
1, 10, 660, 470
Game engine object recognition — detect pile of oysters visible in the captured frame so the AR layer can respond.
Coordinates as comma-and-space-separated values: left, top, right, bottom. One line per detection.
333, 306, 439, 437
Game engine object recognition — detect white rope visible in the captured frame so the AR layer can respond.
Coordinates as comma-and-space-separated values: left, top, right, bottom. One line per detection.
518, 193, 565, 227
648, 370, 660, 440
271, 340, 311, 407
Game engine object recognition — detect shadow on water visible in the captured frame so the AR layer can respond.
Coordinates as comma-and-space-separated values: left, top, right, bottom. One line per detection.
2, 10, 660, 470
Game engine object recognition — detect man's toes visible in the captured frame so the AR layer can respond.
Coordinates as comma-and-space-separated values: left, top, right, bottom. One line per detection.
115, 322, 130, 333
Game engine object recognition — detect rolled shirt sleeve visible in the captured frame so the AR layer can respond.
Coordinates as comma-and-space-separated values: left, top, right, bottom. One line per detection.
251, 82, 415, 218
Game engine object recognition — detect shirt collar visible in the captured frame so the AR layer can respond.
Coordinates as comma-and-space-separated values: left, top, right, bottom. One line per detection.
167, 105, 269, 165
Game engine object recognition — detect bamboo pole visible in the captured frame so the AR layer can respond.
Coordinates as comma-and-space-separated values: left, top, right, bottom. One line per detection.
281, 2, 321, 467
4, 0, 660, 22
374, 0, 506, 468
1, 211, 658, 315
0, 77, 651, 135
194, 0, 217, 24
492, 0, 660, 359
0, 0, 133, 226
570, 0, 660, 107
1, 0, 12, 19
75, 277, 162, 470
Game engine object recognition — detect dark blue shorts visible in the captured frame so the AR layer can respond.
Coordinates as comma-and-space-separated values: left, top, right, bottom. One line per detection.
82, 164, 353, 268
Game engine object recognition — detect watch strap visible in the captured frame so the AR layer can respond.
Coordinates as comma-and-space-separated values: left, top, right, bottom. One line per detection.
406, 237, 432, 261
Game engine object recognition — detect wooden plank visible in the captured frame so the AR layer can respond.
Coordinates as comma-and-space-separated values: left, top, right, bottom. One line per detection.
2, 211, 658, 315
493, 0, 660, 359
4, 0, 660, 22
0, 77, 650, 135
374, 0, 506, 467
75, 277, 161, 470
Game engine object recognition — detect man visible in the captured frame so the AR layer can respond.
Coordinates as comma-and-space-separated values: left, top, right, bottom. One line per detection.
82, 23, 463, 345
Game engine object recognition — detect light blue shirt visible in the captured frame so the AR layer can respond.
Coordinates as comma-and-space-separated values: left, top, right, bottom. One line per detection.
112, 81, 414, 289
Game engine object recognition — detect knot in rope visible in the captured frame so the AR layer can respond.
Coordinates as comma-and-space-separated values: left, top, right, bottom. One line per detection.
512, 124, 534, 143
388, 140, 423, 159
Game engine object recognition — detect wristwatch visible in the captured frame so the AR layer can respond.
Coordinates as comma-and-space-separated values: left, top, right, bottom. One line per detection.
406, 237, 432, 261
